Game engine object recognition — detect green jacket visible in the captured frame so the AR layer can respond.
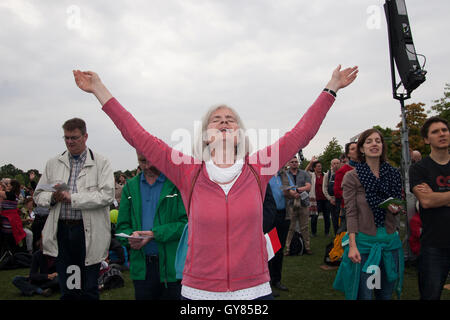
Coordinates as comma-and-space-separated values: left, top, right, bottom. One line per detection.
333, 227, 404, 300
116, 173, 187, 283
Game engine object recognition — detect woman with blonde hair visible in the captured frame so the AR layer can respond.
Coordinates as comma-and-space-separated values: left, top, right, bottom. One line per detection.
73, 64, 358, 300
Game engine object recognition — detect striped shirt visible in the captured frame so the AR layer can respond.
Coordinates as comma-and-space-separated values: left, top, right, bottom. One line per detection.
59, 149, 87, 220
1, 199, 18, 211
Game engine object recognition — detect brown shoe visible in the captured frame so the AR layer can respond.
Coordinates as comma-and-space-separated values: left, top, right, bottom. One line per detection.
304, 249, 313, 255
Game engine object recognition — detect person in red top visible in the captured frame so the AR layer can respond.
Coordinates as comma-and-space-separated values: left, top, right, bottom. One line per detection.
333, 142, 358, 224
309, 161, 331, 236
408, 210, 422, 256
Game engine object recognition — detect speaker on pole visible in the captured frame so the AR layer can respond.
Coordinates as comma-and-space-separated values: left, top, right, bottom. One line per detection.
384, 0, 426, 94
384, 0, 426, 263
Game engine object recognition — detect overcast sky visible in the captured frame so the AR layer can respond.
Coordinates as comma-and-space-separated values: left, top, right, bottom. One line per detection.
1, 0, 449, 173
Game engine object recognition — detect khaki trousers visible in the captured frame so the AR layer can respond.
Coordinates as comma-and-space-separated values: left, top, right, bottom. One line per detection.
285, 205, 310, 252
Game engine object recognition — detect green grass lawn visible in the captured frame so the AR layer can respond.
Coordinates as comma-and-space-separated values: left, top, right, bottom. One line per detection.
0, 217, 449, 300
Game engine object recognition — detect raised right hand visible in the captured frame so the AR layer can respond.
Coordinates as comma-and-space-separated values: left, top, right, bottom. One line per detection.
73, 70, 101, 93
73, 70, 113, 105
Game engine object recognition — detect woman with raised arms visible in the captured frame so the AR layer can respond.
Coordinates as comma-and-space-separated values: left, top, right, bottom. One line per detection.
73, 65, 358, 300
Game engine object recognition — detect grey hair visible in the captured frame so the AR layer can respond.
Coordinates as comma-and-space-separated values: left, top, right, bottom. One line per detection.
192, 104, 252, 162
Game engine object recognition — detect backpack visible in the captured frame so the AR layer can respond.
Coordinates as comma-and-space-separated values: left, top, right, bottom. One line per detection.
289, 231, 304, 256
323, 231, 347, 266
98, 264, 124, 290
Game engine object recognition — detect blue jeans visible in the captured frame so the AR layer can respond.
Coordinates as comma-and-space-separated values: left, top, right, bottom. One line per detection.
418, 246, 450, 300
357, 251, 399, 300
12, 276, 59, 296
56, 221, 100, 300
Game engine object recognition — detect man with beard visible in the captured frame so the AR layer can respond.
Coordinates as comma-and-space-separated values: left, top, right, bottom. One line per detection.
116, 152, 187, 300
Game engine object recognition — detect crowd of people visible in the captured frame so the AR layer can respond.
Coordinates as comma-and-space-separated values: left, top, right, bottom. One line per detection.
0, 175, 49, 255
1, 64, 449, 301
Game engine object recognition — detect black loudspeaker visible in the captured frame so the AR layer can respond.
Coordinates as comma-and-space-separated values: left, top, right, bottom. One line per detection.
384, 0, 426, 93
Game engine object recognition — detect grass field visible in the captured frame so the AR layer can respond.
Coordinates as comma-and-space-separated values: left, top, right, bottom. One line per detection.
0, 217, 449, 300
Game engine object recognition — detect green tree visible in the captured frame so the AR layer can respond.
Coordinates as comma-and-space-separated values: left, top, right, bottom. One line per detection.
318, 137, 343, 172
0, 164, 23, 179
14, 174, 26, 186
396, 102, 429, 158
429, 83, 450, 123
0, 164, 41, 188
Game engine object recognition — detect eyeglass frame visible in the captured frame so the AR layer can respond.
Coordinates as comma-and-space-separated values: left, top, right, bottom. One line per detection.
62, 135, 83, 141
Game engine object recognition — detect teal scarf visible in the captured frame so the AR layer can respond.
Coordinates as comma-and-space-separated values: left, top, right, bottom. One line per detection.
333, 227, 404, 300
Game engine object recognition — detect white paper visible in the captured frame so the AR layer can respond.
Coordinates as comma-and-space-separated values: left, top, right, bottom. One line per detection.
36, 182, 69, 192
115, 233, 152, 239
36, 184, 58, 192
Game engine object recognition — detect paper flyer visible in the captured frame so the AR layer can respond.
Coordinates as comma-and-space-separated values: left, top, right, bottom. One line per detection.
378, 197, 405, 209
115, 233, 152, 240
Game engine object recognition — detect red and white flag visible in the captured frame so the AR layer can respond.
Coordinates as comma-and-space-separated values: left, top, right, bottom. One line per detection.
265, 228, 281, 261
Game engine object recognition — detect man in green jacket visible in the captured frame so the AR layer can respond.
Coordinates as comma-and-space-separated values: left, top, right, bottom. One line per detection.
116, 152, 187, 300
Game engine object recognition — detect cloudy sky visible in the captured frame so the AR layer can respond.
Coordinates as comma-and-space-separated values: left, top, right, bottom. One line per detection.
1, 0, 449, 173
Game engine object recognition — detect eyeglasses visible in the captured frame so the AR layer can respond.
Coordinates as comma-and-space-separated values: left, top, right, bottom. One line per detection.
63, 135, 82, 141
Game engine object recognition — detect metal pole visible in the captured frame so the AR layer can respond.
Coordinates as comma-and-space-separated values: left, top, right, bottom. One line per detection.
399, 95, 417, 261
385, 2, 414, 260
400, 96, 411, 189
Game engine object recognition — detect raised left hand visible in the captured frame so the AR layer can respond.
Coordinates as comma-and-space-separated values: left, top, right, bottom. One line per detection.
326, 64, 359, 92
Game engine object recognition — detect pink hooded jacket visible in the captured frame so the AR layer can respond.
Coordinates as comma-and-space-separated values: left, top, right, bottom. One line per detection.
102, 91, 335, 291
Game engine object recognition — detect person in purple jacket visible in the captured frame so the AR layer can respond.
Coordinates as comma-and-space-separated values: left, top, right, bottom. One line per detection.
73, 65, 357, 300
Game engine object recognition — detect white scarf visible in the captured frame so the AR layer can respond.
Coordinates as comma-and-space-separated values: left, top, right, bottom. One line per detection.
205, 159, 244, 184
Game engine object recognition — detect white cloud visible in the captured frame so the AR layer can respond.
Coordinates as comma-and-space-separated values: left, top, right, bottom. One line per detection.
1, 0, 449, 172
0, 0, 43, 27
